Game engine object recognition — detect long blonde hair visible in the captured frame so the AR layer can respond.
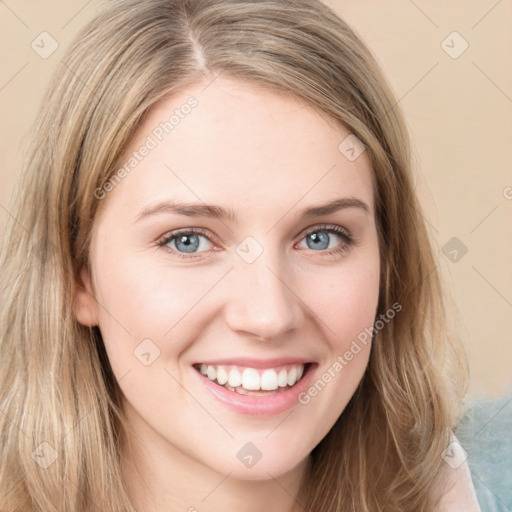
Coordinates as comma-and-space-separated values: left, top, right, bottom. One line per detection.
0, 0, 469, 510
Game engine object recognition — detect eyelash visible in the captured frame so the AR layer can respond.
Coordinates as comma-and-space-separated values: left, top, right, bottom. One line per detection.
156, 224, 357, 260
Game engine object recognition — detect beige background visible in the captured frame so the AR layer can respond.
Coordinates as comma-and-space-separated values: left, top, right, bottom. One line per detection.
0, 1, 510, 398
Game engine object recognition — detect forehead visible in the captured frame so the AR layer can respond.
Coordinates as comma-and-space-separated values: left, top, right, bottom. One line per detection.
102, 77, 374, 221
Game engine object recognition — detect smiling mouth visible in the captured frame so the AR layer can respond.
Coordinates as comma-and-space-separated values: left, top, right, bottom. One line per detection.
192, 362, 313, 396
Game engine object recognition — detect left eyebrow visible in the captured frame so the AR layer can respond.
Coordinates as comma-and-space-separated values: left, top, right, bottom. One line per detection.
297, 197, 370, 218
134, 196, 370, 223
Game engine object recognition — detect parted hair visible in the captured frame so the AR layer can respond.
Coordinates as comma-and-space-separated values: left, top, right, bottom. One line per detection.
0, 0, 469, 510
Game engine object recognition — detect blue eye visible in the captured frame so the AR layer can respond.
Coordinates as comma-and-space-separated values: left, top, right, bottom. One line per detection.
299, 226, 354, 252
157, 224, 355, 260
158, 228, 214, 259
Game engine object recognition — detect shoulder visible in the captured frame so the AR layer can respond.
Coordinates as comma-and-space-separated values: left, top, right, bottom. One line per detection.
430, 433, 481, 512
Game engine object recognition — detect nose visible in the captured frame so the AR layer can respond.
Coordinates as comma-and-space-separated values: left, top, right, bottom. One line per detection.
223, 249, 304, 341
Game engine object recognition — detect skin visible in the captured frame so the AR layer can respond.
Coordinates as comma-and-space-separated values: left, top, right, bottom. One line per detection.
74, 76, 382, 511
433, 453, 482, 512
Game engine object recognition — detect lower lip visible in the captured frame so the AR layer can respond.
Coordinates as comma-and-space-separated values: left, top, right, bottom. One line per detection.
194, 364, 316, 417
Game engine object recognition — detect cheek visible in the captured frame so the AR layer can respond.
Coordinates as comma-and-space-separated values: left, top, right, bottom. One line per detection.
92, 251, 221, 369
306, 256, 380, 351
337, 270, 378, 341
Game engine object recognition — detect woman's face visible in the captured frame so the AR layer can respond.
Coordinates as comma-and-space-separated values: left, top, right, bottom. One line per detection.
75, 77, 380, 480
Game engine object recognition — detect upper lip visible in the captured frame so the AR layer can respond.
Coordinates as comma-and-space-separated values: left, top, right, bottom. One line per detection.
193, 357, 314, 369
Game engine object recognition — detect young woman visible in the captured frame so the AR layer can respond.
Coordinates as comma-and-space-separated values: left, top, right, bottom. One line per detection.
0, 0, 481, 510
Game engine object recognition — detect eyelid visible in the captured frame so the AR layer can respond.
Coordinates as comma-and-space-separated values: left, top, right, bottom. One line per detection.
156, 226, 216, 245
296, 223, 353, 242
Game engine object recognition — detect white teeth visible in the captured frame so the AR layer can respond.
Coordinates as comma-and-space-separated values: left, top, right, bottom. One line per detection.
260, 369, 278, 390
277, 369, 288, 387
199, 363, 306, 392
228, 368, 242, 388
287, 366, 297, 386
206, 365, 217, 381
242, 368, 260, 390
216, 366, 228, 385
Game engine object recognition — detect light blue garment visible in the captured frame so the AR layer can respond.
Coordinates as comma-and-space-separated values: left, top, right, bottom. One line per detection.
456, 390, 512, 512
